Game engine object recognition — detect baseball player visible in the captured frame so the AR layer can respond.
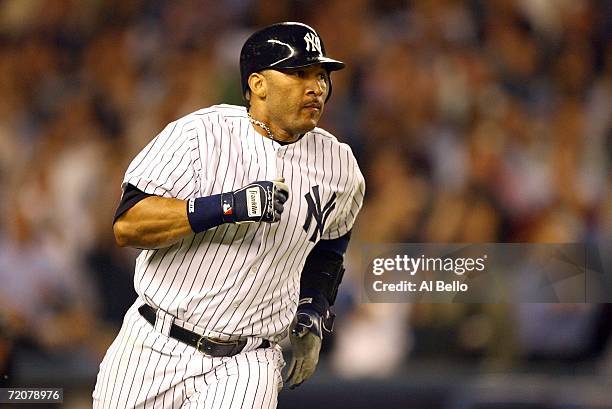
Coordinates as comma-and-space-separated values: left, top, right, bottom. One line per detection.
93, 22, 365, 409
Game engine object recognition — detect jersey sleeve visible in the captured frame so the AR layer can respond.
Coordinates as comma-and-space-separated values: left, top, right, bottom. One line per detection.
122, 120, 199, 200
321, 147, 366, 240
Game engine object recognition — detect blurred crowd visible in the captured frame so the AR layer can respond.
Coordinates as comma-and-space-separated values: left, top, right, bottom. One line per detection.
0, 0, 610, 398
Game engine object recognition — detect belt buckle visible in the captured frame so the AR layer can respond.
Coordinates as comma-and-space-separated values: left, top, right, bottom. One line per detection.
196, 336, 240, 356
196, 335, 212, 356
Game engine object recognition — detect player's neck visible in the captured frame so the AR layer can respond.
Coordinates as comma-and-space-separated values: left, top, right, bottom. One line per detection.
247, 107, 300, 143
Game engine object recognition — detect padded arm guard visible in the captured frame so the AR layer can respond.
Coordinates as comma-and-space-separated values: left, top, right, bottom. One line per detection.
300, 247, 345, 307
299, 235, 349, 334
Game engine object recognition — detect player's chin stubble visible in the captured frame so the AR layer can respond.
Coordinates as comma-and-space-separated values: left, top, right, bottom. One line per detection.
303, 107, 322, 125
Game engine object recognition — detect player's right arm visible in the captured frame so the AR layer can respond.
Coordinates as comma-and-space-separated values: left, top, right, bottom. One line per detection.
113, 181, 289, 249
113, 195, 192, 249
115, 117, 286, 250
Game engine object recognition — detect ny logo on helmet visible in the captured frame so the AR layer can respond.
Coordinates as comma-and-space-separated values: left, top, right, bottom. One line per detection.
303, 186, 336, 242
304, 32, 322, 55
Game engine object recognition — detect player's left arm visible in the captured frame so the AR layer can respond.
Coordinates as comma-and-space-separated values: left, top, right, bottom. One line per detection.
286, 153, 365, 388
285, 233, 350, 389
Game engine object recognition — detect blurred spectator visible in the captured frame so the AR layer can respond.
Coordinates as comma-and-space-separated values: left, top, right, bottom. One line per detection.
0, 199, 101, 385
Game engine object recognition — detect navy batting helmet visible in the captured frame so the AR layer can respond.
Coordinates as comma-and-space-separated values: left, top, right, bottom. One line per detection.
240, 22, 345, 102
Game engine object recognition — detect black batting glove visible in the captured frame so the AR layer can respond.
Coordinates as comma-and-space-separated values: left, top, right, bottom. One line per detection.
285, 293, 335, 389
221, 179, 289, 224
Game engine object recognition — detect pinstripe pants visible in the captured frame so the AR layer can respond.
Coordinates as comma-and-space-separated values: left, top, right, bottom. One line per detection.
93, 302, 284, 409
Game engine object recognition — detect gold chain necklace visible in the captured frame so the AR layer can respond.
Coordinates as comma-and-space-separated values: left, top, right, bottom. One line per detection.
247, 112, 276, 141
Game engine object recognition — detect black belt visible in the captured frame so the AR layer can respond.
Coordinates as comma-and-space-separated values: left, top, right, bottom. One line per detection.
138, 304, 270, 357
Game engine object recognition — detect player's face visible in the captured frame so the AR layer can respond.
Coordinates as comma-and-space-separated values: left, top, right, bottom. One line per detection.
262, 65, 329, 135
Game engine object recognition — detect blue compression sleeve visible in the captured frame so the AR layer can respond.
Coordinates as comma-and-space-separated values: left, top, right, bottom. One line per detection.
299, 231, 351, 306
313, 230, 352, 255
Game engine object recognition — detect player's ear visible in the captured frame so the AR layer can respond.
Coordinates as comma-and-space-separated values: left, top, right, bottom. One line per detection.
248, 72, 266, 99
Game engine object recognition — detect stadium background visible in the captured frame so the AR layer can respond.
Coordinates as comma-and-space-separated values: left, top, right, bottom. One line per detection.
0, 0, 610, 407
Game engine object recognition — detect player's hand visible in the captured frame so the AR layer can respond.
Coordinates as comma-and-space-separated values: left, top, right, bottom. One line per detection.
222, 178, 289, 224
285, 307, 324, 389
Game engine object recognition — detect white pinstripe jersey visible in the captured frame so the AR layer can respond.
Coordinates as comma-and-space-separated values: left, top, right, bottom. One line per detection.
122, 104, 365, 342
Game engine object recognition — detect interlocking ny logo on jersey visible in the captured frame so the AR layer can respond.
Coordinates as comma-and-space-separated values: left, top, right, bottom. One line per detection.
304, 32, 322, 54
303, 186, 336, 242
